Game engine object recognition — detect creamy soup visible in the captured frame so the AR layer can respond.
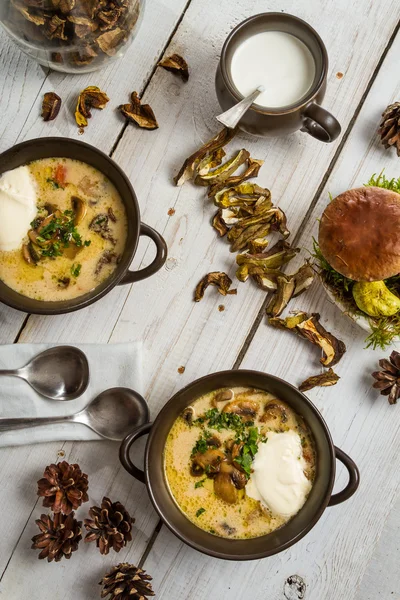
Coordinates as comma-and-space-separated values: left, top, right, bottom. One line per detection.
164, 387, 316, 539
0, 158, 128, 301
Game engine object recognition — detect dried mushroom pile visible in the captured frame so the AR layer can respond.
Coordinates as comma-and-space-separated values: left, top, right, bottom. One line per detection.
175, 128, 349, 392
175, 127, 314, 317
5, 0, 140, 68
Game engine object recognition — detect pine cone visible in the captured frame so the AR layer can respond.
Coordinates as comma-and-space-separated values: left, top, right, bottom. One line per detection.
84, 496, 133, 555
31, 512, 82, 562
37, 461, 89, 515
372, 350, 400, 404
378, 103, 400, 156
100, 563, 155, 600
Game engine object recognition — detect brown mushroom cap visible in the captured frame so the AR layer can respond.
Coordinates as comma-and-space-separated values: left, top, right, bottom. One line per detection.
318, 186, 400, 281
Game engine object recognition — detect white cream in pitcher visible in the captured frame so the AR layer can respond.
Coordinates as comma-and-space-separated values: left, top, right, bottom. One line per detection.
230, 30, 316, 108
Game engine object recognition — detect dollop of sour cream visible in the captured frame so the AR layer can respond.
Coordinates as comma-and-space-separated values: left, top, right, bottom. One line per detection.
246, 431, 312, 518
0, 166, 38, 251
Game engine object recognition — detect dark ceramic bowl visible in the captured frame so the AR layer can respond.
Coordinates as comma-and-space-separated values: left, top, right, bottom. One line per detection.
0, 137, 167, 315
120, 370, 359, 560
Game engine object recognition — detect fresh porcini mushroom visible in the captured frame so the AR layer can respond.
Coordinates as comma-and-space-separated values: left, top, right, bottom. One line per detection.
191, 448, 225, 476
352, 281, 400, 317
181, 406, 195, 425
296, 314, 346, 367
71, 196, 87, 225
318, 186, 400, 282
260, 400, 288, 425
222, 399, 258, 421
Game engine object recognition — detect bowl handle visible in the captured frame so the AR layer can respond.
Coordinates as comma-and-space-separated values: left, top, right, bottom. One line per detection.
119, 223, 167, 284
328, 446, 360, 506
119, 423, 153, 483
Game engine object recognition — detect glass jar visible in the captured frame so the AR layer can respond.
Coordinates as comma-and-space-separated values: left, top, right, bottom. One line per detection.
0, 0, 144, 74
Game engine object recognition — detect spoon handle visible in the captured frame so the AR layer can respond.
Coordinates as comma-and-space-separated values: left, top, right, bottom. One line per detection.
0, 415, 72, 432
216, 86, 264, 129
0, 369, 21, 377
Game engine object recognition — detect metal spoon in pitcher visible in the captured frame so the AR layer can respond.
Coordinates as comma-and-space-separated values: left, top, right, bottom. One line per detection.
0, 346, 89, 401
0, 387, 149, 441
216, 85, 265, 129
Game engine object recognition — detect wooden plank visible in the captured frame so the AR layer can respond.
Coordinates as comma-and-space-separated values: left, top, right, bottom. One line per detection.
1, 0, 399, 598
0, 0, 190, 342
355, 495, 400, 600
138, 22, 400, 600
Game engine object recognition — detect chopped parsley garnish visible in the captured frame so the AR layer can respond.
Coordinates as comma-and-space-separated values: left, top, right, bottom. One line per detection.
196, 508, 206, 517
194, 478, 206, 489
46, 177, 62, 189
191, 434, 208, 457
71, 263, 81, 278
34, 210, 90, 259
233, 427, 260, 477
194, 408, 252, 437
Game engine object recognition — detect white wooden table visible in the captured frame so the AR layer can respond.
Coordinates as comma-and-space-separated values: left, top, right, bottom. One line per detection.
0, 1, 399, 598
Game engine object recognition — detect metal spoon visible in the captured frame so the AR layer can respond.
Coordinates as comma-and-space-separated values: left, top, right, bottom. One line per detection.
216, 85, 265, 129
0, 346, 89, 401
0, 387, 149, 441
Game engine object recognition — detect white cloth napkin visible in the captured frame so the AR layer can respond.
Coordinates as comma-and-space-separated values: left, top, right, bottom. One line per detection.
0, 342, 143, 447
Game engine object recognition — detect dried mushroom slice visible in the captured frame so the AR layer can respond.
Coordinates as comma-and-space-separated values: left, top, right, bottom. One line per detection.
247, 238, 269, 254
158, 53, 189, 82
41, 92, 62, 121
292, 262, 315, 297
299, 368, 340, 392
236, 241, 299, 282
296, 314, 346, 367
266, 275, 296, 317
96, 27, 126, 56
212, 210, 229, 237
44, 14, 67, 40
119, 91, 158, 130
196, 148, 226, 177
75, 85, 109, 128
214, 182, 271, 209
194, 272, 237, 302
194, 149, 250, 186
268, 312, 309, 330
174, 127, 237, 186
208, 158, 264, 197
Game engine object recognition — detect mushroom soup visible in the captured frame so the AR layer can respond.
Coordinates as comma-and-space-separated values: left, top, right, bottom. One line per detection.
0, 158, 127, 301
164, 387, 316, 539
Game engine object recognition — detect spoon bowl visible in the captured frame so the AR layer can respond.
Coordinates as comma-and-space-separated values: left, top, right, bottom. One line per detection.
0, 346, 89, 401
0, 387, 150, 441
82, 388, 150, 440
